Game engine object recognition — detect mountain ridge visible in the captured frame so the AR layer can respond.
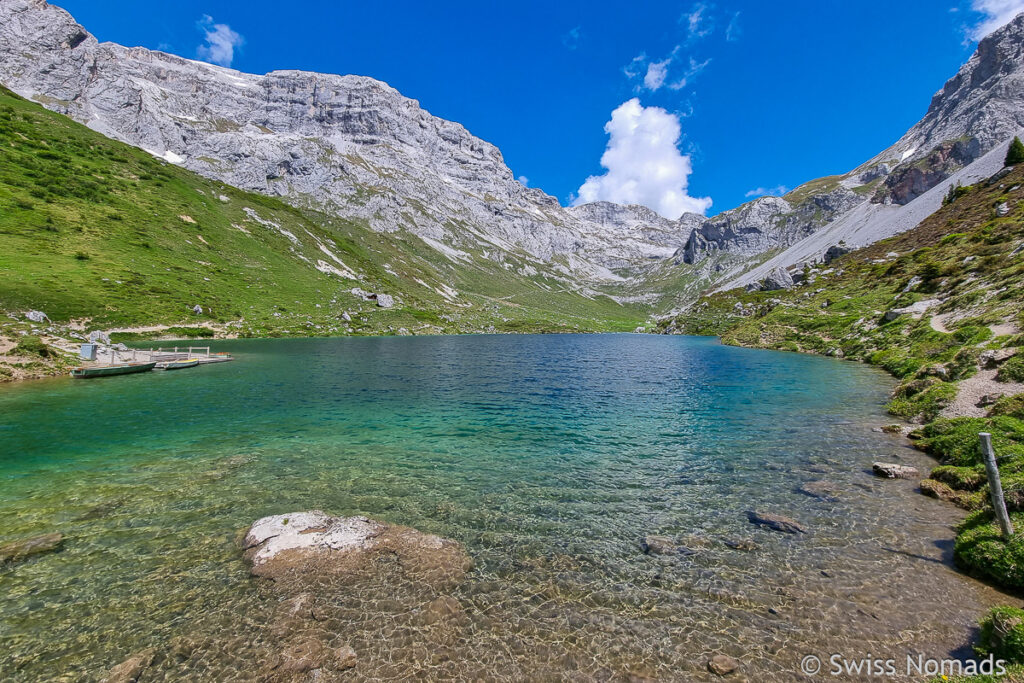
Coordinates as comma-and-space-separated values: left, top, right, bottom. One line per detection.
2, 1, 1024, 323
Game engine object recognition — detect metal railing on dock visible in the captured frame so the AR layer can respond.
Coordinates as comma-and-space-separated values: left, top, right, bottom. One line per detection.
92, 346, 232, 365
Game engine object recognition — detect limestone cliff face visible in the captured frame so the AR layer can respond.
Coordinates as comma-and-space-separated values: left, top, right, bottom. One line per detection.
0, 0, 692, 281
676, 188, 862, 265
859, 13, 1024, 205
678, 13, 1024, 270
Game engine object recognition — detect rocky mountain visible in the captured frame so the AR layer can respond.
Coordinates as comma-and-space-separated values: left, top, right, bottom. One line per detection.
0, 0, 690, 287
2, 0, 1024, 319
670, 13, 1024, 293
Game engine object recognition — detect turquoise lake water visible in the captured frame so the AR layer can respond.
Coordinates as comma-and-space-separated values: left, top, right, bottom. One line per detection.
0, 334, 1009, 681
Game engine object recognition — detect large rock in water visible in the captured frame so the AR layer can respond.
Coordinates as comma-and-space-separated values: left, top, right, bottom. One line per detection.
242, 511, 471, 587
0, 532, 63, 564
745, 511, 807, 534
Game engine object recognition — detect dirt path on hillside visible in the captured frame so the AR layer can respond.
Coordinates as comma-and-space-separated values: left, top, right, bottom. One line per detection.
929, 314, 952, 333
103, 322, 225, 333
942, 368, 1024, 418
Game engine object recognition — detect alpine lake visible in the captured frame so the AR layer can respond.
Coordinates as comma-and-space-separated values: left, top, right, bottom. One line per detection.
0, 334, 1013, 681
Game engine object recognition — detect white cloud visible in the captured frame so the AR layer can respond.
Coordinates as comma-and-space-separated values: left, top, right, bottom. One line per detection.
563, 26, 581, 50
628, 48, 709, 92
745, 185, 789, 198
573, 98, 712, 219
969, 0, 1024, 40
623, 54, 646, 79
517, 175, 529, 186
196, 15, 244, 67
726, 12, 742, 41
684, 3, 714, 43
667, 57, 710, 90
644, 59, 670, 90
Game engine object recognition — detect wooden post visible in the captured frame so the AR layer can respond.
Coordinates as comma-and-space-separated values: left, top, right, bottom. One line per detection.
981, 432, 1015, 538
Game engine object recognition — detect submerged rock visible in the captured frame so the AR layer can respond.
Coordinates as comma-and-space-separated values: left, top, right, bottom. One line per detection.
0, 532, 63, 564
797, 480, 841, 501
242, 511, 471, 587
640, 535, 676, 555
262, 633, 357, 677
101, 648, 155, 683
723, 538, 759, 552
745, 511, 807, 534
872, 462, 920, 479
707, 654, 740, 675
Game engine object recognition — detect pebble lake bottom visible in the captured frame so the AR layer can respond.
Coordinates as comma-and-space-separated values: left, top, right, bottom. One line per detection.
0, 334, 1014, 681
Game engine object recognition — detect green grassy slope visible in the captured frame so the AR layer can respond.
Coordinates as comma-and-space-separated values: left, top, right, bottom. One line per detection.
0, 85, 643, 344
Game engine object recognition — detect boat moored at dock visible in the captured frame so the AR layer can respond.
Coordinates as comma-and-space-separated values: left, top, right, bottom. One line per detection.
70, 362, 157, 379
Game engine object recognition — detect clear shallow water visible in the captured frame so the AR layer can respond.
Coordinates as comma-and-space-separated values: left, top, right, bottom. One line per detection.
0, 334, 1010, 681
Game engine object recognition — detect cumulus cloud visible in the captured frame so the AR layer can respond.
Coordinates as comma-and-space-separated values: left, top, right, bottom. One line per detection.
745, 184, 789, 198
517, 175, 529, 186
969, 0, 1024, 40
196, 15, 244, 67
573, 99, 712, 219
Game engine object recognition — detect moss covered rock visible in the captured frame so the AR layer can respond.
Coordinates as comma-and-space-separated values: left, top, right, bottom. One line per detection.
954, 510, 1024, 589
978, 606, 1024, 664
998, 356, 1024, 383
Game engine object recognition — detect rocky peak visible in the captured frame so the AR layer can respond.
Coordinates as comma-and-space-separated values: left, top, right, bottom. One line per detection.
854, 12, 1024, 201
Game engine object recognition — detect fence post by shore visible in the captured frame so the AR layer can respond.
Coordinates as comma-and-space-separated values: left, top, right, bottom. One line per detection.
981, 432, 1014, 539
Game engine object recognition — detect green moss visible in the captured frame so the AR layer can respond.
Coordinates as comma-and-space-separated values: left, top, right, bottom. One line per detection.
954, 510, 1024, 589
991, 395, 1024, 420
916, 416, 1024, 466
978, 606, 1024, 663
998, 356, 1024, 383
931, 465, 987, 491
12, 335, 50, 358
888, 380, 957, 422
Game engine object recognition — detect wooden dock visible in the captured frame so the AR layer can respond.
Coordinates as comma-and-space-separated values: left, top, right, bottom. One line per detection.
92, 346, 234, 366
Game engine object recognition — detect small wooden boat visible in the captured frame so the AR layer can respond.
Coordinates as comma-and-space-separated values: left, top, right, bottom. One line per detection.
71, 362, 156, 379
157, 359, 200, 371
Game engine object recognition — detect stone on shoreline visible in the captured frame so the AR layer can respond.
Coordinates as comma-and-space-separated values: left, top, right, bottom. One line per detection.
872, 462, 919, 479
0, 532, 63, 564
242, 511, 471, 587
745, 511, 807, 534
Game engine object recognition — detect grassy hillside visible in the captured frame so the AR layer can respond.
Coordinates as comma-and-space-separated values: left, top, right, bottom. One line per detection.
0, 85, 643, 357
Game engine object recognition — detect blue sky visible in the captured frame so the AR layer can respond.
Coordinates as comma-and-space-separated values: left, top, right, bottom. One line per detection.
55, 0, 1023, 218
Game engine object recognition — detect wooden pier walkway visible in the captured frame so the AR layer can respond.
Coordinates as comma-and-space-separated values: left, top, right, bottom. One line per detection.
93, 346, 234, 366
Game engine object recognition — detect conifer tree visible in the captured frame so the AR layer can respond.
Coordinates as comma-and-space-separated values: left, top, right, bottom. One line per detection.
1005, 136, 1024, 166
